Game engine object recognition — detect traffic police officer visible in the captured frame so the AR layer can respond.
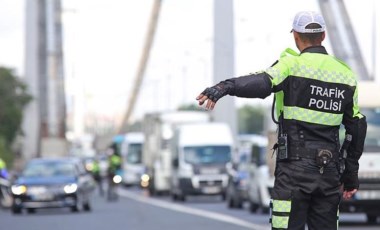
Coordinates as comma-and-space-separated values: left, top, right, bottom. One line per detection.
0, 158, 8, 179
196, 11, 367, 230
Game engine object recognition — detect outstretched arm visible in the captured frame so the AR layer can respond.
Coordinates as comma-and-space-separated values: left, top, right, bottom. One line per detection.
196, 72, 273, 110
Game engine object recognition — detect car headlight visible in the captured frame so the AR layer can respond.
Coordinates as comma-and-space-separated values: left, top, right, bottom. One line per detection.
64, 183, 78, 194
11, 185, 27, 195
140, 174, 150, 187
113, 175, 122, 184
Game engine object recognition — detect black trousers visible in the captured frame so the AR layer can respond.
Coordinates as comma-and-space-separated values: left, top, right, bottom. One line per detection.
271, 158, 341, 230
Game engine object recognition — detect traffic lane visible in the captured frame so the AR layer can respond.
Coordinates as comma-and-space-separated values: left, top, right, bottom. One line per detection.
118, 189, 268, 230
0, 192, 259, 230
129, 188, 379, 230
0, 188, 378, 230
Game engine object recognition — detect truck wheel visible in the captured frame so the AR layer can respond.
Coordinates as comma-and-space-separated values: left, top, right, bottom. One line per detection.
227, 196, 234, 208
249, 200, 259, 213
171, 193, 178, 201
366, 214, 378, 224
236, 199, 243, 209
179, 194, 186, 202
83, 201, 91, 211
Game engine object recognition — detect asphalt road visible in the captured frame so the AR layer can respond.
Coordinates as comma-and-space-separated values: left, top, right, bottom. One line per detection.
0, 186, 378, 230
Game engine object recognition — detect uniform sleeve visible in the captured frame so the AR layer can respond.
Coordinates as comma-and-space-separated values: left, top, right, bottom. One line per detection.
341, 85, 367, 190
219, 72, 273, 99
264, 59, 291, 92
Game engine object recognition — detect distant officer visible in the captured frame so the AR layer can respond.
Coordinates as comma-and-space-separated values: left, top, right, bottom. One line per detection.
0, 158, 8, 179
106, 143, 122, 201
196, 11, 367, 230
91, 158, 104, 196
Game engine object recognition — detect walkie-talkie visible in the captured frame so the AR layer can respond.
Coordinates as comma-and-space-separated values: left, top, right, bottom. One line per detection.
277, 134, 288, 160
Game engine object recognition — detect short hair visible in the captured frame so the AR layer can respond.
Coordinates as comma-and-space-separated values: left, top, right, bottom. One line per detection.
297, 23, 324, 44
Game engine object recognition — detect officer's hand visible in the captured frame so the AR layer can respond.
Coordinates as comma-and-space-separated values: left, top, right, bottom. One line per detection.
343, 188, 357, 200
196, 93, 216, 110
196, 84, 227, 110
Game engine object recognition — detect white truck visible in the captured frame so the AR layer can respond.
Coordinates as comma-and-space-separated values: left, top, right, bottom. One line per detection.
120, 132, 145, 187
339, 81, 380, 223
142, 111, 210, 195
170, 122, 234, 201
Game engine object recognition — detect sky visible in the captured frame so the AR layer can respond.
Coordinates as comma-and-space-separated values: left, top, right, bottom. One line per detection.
0, 0, 379, 132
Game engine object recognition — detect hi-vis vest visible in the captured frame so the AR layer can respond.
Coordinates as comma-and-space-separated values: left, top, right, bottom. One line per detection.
265, 48, 363, 149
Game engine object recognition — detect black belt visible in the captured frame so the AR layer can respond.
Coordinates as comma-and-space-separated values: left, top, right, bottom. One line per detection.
289, 146, 339, 161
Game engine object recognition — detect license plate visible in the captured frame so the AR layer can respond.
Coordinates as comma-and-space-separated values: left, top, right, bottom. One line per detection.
355, 191, 380, 200
33, 192, 54, 201
202, 186, 221, 194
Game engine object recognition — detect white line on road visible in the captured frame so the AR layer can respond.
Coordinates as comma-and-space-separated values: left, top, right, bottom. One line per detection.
118, 189, 269, 230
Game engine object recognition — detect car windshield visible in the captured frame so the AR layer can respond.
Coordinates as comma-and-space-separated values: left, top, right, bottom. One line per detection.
184, 145, 231, 165
126, 143, 142, 164
22, 161, 76, 177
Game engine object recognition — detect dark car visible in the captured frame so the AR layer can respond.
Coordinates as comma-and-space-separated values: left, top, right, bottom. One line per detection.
10, 157, 95, 214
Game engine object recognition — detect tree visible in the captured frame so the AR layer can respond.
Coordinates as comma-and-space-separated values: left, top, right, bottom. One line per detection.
238, 105, 266, 134
0, 67, 32, 167
177, 103, 203, 111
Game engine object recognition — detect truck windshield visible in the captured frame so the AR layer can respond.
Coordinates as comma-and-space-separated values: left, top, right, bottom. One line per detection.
362, 108, 380, 152
126, 143, 143, 164
183, 146, 231, 165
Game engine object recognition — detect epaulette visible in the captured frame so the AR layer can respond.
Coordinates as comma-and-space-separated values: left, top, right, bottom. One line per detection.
280, 48, 299, 58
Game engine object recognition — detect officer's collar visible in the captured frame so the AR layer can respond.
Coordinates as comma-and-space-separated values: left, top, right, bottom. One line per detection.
301, 46, 328, 55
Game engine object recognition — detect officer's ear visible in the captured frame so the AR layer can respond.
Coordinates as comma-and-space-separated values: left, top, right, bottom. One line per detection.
293, 32, 301, 51
321, 31, 326, 42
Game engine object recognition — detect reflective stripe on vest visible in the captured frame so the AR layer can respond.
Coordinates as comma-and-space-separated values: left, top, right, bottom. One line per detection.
265, 48, 362, 126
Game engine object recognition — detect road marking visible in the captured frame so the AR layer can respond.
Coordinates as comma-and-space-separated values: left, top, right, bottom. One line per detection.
118, 189, 268, 230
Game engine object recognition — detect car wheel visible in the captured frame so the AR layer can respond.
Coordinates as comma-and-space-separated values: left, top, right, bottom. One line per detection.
227, 195, 234, 208
366, 214, 378, 224
261, 206, 270, 214
71, 202, 80, 212
236, 199, 243, 209
83, 202, 91, 212
27, 208, 36, 214
11, 206, 22, 214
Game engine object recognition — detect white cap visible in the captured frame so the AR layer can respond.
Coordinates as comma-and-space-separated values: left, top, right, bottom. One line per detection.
292, 11, 326, 33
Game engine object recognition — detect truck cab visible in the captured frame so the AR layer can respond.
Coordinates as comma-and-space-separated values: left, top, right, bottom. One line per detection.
170, 122, 234, 201
121, 132, 144, 187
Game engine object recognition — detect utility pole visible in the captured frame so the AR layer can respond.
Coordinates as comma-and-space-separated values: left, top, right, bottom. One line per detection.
23, 0, 67, 160
213, 0, 237, 138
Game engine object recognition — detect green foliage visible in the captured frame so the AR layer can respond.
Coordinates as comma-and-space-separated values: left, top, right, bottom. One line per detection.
0, 67, 32, 166
0, 137, 12, 169
238, 105, 266, 134
177, 103, 203, 111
